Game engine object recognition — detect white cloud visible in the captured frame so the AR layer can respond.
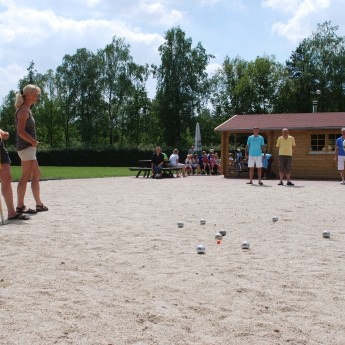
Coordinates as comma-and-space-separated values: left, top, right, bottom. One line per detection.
262, 0, 331, 43
0, 64, 27, 98
85, 0, 102, 6
0, 2, 165, 99
206, 63, 222, 76
133, 1, 185, 26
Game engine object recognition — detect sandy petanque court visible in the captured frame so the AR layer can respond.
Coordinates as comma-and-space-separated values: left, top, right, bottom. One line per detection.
1, 176, 345, 345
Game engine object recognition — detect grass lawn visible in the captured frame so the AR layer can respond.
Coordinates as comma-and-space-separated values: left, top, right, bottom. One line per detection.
10, 166, 137, 181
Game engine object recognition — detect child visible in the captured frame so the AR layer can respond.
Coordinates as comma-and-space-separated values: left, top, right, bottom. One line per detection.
202, 152, 210, 175
185, 154, 193, 176
192, 154, 200, 175
209, 153, 220, 175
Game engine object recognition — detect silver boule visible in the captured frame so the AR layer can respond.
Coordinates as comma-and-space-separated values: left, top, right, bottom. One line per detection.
219, 230, 227, 236
196, 244, 206, 254
215, 232, 223, 240
241, 241, 250, 249
272, 216, 279, 222
177, 221, 184, 228
322, 230, 331, 238
200, 218, 206, 225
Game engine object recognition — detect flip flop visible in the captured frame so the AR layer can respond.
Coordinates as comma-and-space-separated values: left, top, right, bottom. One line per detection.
8, 213, 30, 221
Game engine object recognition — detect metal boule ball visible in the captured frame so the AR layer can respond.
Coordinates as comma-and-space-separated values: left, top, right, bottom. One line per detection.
272, 216, 278, 222
322, 230, 330, 238
200, 218, 206, 225
215, 232, 223, 240
177, 221, 184, 228
241, 241, 250, 249
196, 244, 206, 254
219, 230, 226, 236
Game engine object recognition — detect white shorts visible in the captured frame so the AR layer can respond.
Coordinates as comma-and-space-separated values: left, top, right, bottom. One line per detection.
17, 147, 37, 161
338, 155, 345, 170
248, 155, 263, 168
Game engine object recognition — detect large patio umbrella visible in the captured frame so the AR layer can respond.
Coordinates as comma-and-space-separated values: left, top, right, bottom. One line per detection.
194, 122, 202, 153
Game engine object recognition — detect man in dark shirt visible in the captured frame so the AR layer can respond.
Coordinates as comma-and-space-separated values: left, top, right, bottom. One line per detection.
151, 146, 164, 179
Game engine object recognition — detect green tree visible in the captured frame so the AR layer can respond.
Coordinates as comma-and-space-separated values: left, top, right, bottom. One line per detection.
153, 27, 214, 147
97, 37, 150, 146
284, 21, 345, 112
0, 91, 17, 146
56, 48, 104, 146
210, 55, 284, 115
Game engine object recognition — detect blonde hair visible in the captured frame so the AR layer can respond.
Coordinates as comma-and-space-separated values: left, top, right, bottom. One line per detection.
15, 84, 41, 108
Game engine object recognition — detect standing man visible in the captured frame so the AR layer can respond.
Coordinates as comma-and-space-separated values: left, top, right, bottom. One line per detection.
276, 128, 296, 186
245, 127, 266, 185
188, 145, 195, 155
335, 127, 345, 184
151, 146, 164, 179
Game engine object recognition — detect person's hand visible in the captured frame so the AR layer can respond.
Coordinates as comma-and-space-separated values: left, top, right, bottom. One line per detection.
0, 131, 9, 140
32, 140, 39, 147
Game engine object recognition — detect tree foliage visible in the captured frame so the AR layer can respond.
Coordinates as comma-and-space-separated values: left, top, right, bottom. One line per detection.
0, 23, 344, 153
153, 27, 214, 147
284, 21, 345, 112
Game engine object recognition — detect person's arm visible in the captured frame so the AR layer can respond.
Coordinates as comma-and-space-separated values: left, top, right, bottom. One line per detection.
335, 142, 339, 161
16, 109, 38, 147
245, 144, 249, 159
262, 144, 266, 158
158, 154, 164, 167
276, 137, 280, 148
292, 138, 296, 155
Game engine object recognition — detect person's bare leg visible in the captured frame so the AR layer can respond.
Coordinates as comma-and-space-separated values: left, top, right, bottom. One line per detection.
0, 164, 17, 218
248, 167, 254, 183
279, 171, 284, 183
17, 160, 35, 209
30, 161, 43, 206
257, 167, 262, 183
286, 173, 291, 183
339, 170, 345, 182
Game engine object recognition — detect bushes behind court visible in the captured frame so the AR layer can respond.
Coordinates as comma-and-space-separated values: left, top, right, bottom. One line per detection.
7, 147, 221, 167
8, 148, 153, 167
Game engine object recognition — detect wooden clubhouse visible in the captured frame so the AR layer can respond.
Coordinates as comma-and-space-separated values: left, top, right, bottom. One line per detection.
215, 112, 345, 179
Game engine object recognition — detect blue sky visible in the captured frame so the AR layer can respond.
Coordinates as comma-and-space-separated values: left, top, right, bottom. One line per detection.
0, 0, 344, 101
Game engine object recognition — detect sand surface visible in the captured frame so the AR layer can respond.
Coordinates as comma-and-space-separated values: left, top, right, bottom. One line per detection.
1, 176, 345, 345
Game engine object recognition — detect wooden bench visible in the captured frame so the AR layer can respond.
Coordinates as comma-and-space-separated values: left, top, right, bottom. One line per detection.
129, 167, 152, 178
128, 167, 183, 178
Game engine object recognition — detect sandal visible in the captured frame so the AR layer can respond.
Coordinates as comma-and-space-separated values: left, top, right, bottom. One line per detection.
16, 206, 37, 214
36, 204, 49, 212
8, 213, 30, 221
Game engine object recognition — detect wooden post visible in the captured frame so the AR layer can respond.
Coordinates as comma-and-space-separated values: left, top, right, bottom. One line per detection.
221, 131, 229, 177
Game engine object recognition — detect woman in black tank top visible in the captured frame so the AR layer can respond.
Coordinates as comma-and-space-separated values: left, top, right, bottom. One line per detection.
14, 84, 48, 214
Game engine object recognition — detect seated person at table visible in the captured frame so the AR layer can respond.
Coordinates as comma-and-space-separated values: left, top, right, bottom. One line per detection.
209, 153, 220, 175
201, 152, 211, 175
192, 154, 200, 175
169, 149, 187, 177
215, 152, 222, 174
151, 146, 164, 178
236, 148, 243, 161
162, 152, 169, 167
185, 154, 193, 176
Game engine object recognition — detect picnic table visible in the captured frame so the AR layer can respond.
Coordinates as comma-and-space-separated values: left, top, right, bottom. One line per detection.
129, 160, 183, 178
